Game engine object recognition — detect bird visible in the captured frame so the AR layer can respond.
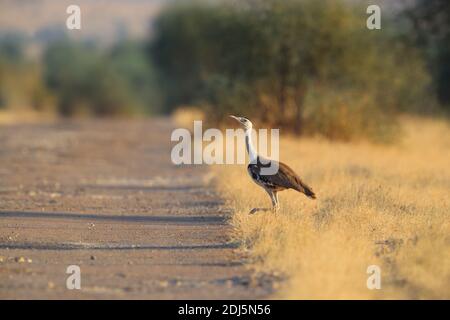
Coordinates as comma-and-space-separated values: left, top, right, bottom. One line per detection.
229, 115, 316, 214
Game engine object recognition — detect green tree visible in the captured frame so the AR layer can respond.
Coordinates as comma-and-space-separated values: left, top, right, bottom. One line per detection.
44, 40, 156, 116
151, 0, 432, 140
404, 0, 450, 108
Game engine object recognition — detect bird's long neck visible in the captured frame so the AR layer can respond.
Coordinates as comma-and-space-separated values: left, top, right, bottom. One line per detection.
245, 128, 257, 163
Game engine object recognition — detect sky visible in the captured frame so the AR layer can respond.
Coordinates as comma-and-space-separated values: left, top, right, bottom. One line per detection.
0, 0, 413, 45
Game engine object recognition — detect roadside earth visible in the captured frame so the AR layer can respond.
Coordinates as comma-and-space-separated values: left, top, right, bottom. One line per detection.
0, 118, 274, 299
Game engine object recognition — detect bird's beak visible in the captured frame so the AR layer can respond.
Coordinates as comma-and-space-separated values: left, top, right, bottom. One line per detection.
229, 115, 240, 122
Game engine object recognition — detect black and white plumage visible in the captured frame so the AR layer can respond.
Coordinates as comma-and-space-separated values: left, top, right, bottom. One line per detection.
230, 115, 316, 214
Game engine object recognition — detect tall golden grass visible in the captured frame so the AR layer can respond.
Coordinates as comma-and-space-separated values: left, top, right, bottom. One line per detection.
214, 116, 450, 299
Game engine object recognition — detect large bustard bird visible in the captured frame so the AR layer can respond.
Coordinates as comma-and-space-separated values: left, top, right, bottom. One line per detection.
230, 115, 316, 214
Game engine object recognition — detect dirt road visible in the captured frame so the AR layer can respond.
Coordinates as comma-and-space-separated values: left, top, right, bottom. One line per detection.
0, 119, 272, 299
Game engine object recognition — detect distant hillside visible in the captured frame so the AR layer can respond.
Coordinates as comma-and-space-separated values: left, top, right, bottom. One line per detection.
0, 0, 164, 44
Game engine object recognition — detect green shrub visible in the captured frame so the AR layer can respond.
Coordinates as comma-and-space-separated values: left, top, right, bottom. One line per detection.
43, 40, 160, 116
303, 86, 398, 142
0, 33, 53, 111
151, 0, 433, 140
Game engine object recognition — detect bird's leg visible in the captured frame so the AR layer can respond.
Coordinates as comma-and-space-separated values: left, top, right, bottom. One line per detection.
273, 191, 280, 212
249, 190, 278, 215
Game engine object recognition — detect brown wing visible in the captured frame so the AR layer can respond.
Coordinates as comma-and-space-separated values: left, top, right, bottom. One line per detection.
258, 157, 316, 199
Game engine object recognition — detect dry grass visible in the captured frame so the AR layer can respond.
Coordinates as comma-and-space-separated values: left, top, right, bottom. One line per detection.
0, 110, 56, 125
214, 116, 450, 299
172, 106, 206, 129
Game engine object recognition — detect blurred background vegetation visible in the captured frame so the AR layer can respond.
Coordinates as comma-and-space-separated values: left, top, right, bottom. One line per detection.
0, 0, 448, 140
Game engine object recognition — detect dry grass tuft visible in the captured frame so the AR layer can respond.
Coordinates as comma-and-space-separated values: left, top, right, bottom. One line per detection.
214, 116, 450, 299
172, 106, 205, 129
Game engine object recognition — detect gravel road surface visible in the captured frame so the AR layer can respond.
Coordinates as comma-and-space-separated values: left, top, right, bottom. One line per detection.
0, 119, 272, 299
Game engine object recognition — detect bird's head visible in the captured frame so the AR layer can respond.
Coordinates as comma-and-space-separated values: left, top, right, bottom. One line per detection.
229, 115, 253, 131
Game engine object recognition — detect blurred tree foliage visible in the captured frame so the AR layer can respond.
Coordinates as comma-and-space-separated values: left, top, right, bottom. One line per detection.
43, 40, 160, 116
0, 33, 25, 63
0, 0, 443, 142
151, 0, 432, 140
404, 0, 450, 109
0, 33, 53, 111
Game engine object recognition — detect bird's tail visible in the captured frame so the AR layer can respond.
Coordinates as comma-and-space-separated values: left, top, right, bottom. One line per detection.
299, 181, 316, 199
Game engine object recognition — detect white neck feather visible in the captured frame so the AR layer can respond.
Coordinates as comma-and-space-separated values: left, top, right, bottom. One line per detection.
245, 128, 257, 163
